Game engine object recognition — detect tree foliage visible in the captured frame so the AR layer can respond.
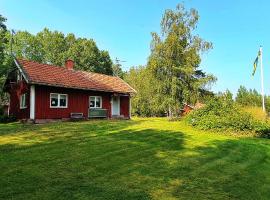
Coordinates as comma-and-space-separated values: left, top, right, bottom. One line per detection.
7, 28, 113, 75
235, 85, 270, 111
124, 66, 165, 116
147, 4, 216, 116
0, 14, 8, 73
0, 15, 115, 106
125, 4, 216, 117
112, 63, 125, 78
0, 14, 11, 105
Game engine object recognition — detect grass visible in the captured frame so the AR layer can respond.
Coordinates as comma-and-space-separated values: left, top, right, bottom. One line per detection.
1, 118, 270, 199
240, 106, 268, 121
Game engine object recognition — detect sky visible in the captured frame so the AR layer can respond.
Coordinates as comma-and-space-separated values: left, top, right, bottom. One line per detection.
1, 0, 270, 95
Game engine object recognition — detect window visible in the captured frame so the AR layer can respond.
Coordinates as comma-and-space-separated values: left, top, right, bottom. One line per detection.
20, 93, 27, 109
59, 94, 67, 107
50, 93, 68, 108
89, 96, 102, 108
50, 94, 58, 107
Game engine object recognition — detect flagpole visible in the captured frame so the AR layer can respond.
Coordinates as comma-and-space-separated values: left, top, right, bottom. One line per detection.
260, 46, 266, 112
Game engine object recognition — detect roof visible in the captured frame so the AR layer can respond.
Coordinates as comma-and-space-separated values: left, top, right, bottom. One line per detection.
15, 59, 136, 94
183, 103, 194, 109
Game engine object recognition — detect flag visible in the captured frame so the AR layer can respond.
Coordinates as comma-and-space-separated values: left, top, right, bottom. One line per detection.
252, 50, 261, 76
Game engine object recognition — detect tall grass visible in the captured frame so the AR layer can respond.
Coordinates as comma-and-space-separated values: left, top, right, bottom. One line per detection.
240, 106, 268, 121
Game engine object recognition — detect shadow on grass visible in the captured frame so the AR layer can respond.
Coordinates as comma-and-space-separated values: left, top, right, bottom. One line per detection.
1, 121, 270, 199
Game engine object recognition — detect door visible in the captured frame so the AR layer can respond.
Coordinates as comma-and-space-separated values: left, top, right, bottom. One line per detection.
112, 96, 120, 116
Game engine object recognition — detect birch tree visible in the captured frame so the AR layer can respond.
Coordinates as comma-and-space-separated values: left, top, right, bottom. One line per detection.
148, 4, 216, 117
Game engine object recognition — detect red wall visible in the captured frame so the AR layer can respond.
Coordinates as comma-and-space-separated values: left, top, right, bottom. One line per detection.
120, 96, 130, 119
182, 105, 193, 115
35, 85, 113, 119
8, 83, 131, 120
8, 81, 30, 119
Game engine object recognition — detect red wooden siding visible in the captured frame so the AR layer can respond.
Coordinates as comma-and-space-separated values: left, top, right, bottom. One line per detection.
182, 105, 193, 115
8, 80, 30, 119
120, 96, 130, 118
8, 84, 131, 120
35, 85, 113, 119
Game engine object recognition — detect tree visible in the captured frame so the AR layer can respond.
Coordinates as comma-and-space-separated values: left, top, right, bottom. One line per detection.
236, 86, 250, 106
124, 66, 165, 116
147, 4, 216, 117
36, 28, 66, 65
235, 85, 270, 110
0, 14, 7, 68
12, 31, 44, 62
98, 51, 113, 75
7, 28, 114, 75
112, 62, 125, 78
0, 14, 11, 105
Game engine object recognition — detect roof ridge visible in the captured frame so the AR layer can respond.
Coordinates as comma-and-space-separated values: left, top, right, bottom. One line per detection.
16, 58, 136, 94
17, 58, 119, 79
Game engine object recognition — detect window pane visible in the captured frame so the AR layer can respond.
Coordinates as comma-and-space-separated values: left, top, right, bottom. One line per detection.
59, 95, 67, 107
51, 94, 58, 107
96, 97, 101, 108
20, 95, 23, 107
20, 94, 26, 108
23, 94, 26, 107
90, 97, 95, 108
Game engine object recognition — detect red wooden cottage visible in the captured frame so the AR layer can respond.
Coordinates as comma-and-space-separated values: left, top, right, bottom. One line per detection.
4, 58, 136, 122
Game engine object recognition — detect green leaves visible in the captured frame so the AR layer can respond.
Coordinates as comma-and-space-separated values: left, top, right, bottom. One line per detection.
148, 3, 216, 116
0, 15, 115, 106
124, 66, 165, 117
124, 3, 216, 117
187, 96, 264, 133
5, 28, 114, 75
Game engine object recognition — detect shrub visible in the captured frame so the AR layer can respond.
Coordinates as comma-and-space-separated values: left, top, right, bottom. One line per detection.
0, 114, 17, 123
186, 97, 270, 135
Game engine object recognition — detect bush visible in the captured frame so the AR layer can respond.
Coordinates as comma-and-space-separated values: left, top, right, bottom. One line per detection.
253, 121, 270, 138
0, 114, 17, 123
186, 97, 270, 135
0, 106, 4, 116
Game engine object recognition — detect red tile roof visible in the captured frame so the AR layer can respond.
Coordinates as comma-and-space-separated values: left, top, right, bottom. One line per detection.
16, 59, 136, 94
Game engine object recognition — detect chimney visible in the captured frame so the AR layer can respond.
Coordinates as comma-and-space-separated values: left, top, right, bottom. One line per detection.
65, 59, 74, 70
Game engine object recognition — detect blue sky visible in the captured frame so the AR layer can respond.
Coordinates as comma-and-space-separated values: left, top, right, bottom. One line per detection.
1, 0, 270, 95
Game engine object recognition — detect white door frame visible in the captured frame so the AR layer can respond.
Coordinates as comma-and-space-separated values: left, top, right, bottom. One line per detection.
30, 85, 35, 120
111, 96, 120, 116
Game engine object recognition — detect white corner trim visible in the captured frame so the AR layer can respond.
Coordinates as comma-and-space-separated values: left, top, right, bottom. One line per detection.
30, 85, 35, 120
14, 59, 29, 83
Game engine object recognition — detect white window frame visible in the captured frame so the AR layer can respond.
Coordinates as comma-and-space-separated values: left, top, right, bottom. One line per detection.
50, 93, 68, 108
89, 96, 102, 108
20, 93, 27, 109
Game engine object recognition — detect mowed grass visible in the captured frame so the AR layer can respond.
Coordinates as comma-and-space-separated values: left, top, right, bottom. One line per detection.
1, 118, 270, 199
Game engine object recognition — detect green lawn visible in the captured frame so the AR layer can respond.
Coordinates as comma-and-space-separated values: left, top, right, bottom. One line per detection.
1, 118, 270, 200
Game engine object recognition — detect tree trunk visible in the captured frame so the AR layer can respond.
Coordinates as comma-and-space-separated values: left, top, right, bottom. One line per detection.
168, 106, 173, 119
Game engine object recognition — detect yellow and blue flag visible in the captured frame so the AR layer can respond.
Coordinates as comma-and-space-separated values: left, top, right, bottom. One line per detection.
252, 50, 261, 76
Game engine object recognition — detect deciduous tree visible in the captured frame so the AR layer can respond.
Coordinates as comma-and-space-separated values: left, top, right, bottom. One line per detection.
7, 28, 114, 75
148, 4, 216, 117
